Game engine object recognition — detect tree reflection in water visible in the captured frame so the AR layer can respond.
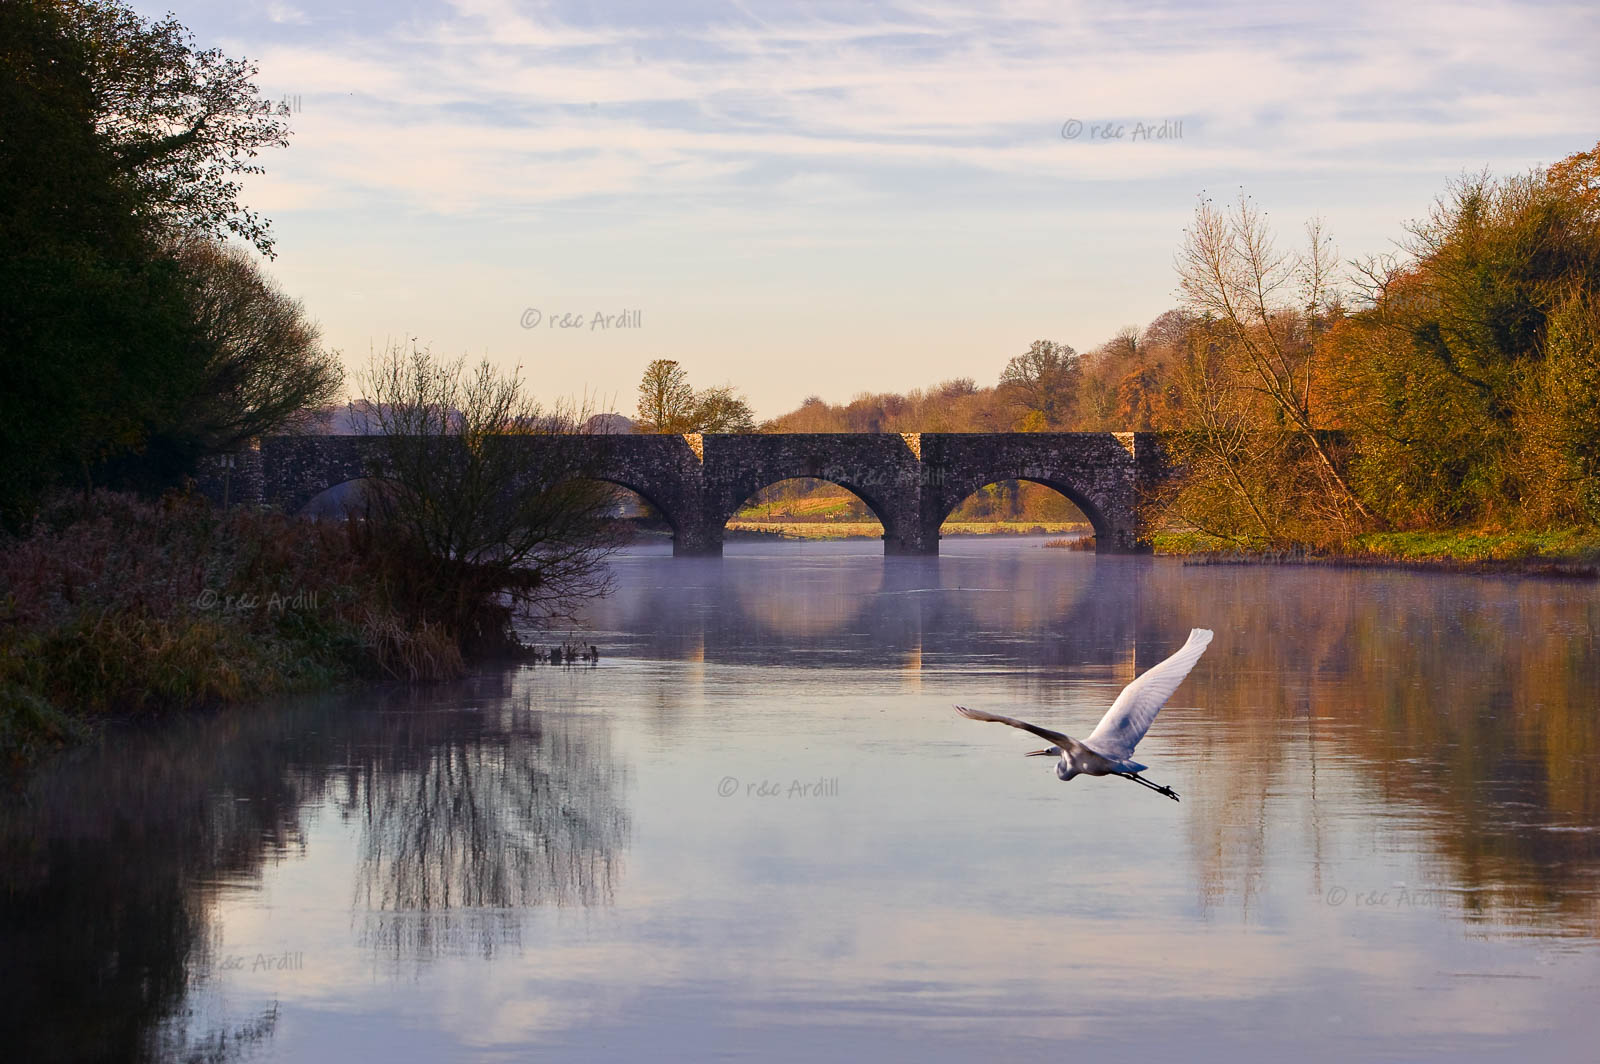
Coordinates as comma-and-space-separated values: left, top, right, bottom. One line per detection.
1159, 569, 1600, 937
343, 692, 629, 961
0, 674, 629, 1060
593, 548, 1600, 941
0, 699, 313, 1063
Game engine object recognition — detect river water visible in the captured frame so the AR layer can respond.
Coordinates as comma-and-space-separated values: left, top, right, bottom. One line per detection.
4, 537, 1598, 1062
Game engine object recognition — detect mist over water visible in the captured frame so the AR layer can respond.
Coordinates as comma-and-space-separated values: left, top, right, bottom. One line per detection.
4, 537, 1598, 1061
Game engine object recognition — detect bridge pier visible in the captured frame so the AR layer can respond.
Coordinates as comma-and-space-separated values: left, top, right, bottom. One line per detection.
882, 534, 937, 555
194, 440, 264, 508
672, 520, 724, 556
881, 506, 943, 555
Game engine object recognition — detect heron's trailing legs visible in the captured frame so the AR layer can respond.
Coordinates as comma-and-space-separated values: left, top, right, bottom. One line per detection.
1120, 772, 1180, 802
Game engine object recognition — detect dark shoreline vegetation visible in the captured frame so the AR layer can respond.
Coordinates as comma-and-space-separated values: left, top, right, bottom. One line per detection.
10, 494, 1591, 773
0, 492, 466, 771
2, 345, 627, 774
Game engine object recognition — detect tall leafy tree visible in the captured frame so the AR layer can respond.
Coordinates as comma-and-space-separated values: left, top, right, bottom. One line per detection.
634, 360, 756, 433
635, 359, 696, 433
1340, 145, 1600, 525
0, 0, 200, 523
691, 385, 757, 433
999, 340, 1079, 430
154, 237, 343, 471
0, 0, 303, 522
64, 0, 292, 255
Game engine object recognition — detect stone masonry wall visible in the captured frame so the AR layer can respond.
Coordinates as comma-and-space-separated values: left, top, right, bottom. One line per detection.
237, 432, 1172, 556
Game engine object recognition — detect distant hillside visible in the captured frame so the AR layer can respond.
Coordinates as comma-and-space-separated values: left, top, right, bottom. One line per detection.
584, 412, 635, 434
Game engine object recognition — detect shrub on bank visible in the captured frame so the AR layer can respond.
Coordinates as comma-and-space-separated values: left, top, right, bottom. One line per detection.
0, 491, 462, 770
1348, 529, 1600, 563
1148, 526, 1600, 568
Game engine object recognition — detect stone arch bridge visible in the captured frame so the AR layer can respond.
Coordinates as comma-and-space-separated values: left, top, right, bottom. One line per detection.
201, 432, 1173, 555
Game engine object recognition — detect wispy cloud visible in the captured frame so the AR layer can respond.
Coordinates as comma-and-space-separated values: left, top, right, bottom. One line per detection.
188, 0, 1598, 412
234, 0, 1595, 216
263, 2, 307, 26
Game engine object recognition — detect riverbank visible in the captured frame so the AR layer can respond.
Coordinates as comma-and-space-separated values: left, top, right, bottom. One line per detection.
726, 520, 1091, 541
0, 492, 464, 773
1152, 528, 1600, 577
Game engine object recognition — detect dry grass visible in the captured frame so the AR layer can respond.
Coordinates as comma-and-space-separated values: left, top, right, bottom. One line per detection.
0, 491, 470, 771
942, 521, 1088, 537
1150, 526, 1600, 576
726, 520, 1090, 541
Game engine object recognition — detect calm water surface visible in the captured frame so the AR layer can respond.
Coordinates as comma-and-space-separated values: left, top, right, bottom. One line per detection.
4, 538, 1599, 1062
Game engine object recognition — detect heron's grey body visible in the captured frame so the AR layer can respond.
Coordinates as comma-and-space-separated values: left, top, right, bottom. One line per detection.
955, 627, 1213, 800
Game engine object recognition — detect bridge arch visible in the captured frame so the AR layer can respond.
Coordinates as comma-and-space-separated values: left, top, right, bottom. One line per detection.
916, 433, 1151, 554
262, 436, 385, 516
719, 473, 898, 544
698, 433, 926, 554
296, 476, 381, 518
934, 473, 1110, 543
568, 474, 697, 548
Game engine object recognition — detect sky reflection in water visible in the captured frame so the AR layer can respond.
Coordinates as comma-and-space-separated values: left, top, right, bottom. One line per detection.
3, 538, 1598, 1062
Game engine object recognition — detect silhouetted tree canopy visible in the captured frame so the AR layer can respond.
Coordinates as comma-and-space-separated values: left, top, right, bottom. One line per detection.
0, 0, 307, 524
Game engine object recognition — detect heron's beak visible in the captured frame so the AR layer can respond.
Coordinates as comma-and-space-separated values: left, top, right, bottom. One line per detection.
1024, 747, 1058, 757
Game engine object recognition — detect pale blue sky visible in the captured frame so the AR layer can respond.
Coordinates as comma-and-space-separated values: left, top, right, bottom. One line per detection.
145, 0, 1598, 418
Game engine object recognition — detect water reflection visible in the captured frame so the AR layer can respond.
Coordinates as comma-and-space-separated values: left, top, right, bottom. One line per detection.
0, 694, 314, 1062
0, 676, 627, 1062
345, 693, 628, 961
2, 539, 1597, 1061
583, 542, 1600, 940
1162, 569, 1600, 937
591, 545, 1134, 675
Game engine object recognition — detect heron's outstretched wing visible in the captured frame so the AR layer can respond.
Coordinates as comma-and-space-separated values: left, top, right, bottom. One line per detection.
1083, 628, 1213, 760
954, 705, 1084, 754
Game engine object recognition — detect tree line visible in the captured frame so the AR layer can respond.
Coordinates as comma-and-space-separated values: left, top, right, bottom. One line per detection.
2, 0, 622, 750
1, 0, 341, 528
646, 143, 1599, 546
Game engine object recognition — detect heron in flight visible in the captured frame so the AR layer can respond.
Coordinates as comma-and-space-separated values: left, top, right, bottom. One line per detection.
955, 628, 1213, 802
